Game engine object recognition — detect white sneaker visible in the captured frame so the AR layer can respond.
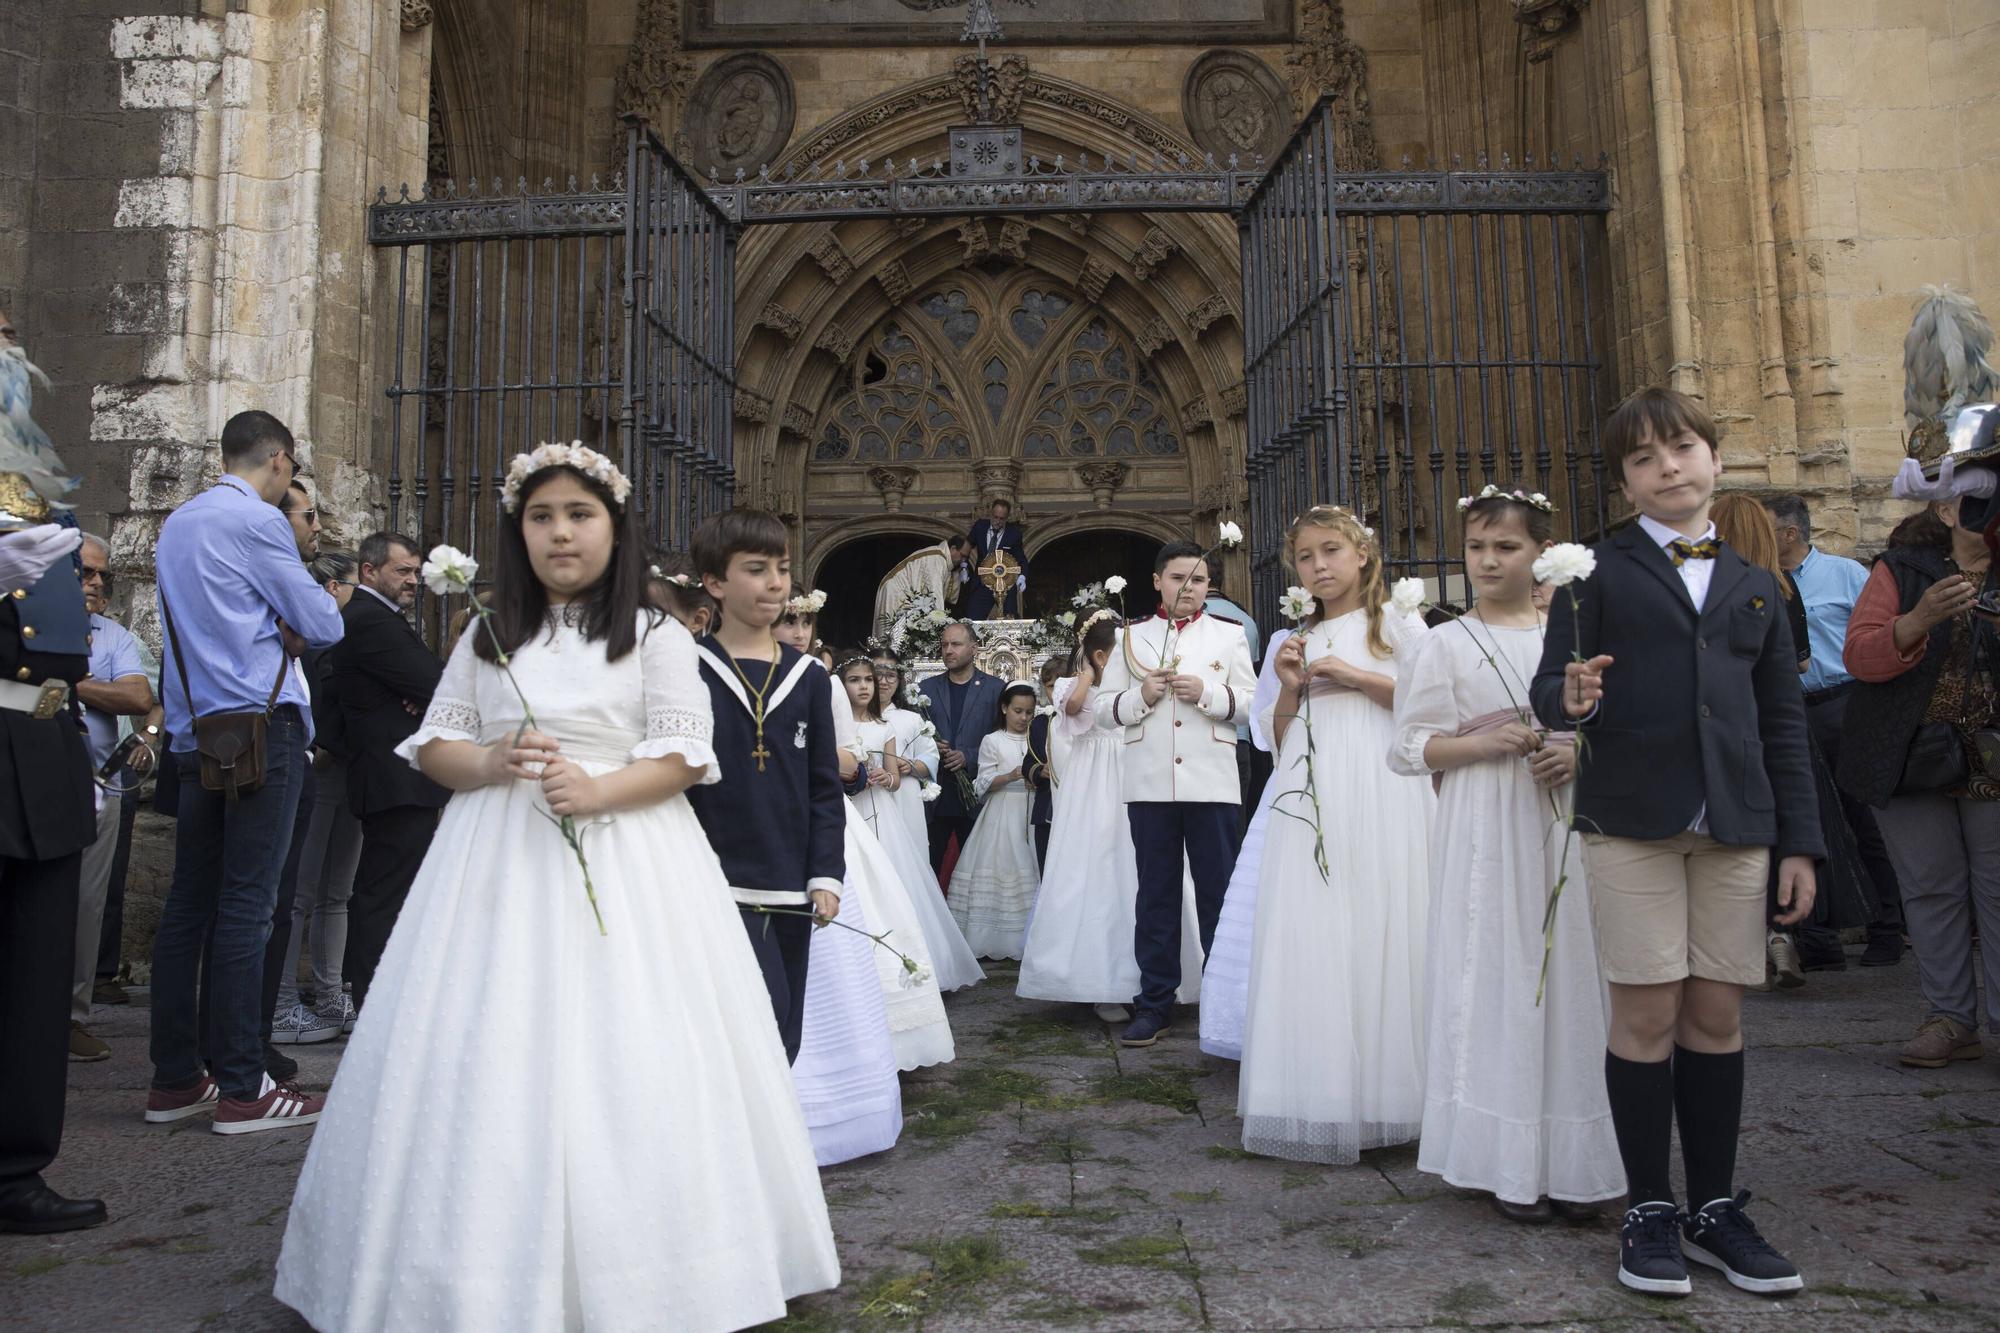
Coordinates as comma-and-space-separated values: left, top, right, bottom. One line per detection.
1093, 1003, 1132, 1023
271, 1001, 341, 1045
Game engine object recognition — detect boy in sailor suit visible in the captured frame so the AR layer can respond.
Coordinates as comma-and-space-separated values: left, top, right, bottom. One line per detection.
686, 511, 845, 1065
1095, 539, 1258, 1047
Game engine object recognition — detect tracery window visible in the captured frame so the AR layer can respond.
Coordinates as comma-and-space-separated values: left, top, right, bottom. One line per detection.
1021, 318, 1181, 458
812, 320, 972, 461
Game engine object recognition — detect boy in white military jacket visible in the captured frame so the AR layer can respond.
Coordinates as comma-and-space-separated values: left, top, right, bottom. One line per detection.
1095, 539, 1258, 1047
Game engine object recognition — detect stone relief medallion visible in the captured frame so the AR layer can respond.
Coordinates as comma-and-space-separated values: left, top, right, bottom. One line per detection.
1181, 50, 1290, 165
687, 53, 795, 178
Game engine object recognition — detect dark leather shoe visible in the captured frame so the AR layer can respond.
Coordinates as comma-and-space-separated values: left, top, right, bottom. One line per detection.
1550, 1198, 1606, 1222
1491, 1195, 1553, 1223
265, 1043, 299, 1084
1861, 932, 1905, 967
0, 1185, 109, 1235
1118, 1010, 1172, 1047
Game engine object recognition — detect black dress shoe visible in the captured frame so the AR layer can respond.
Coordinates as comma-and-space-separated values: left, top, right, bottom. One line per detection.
1550, 1198, 1607, 1222
0, 1185, 109, 1235
265, 1043, 299, 1084
1491, 1195, 1553, 1223
1860, 932, 1905, 967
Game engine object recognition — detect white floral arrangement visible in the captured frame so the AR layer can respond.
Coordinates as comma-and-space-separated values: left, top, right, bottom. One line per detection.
785, 588, 828, 618
886, 589, 952, 658
1390, 577, 1428, 616
1071, 582, 1106, 608
500, 441, 632, 513
1457, 484, 1554, 514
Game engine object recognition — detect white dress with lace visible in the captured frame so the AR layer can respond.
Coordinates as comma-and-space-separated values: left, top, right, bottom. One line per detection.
1390, 619, 1621, 1204
859, 710, 984, 993
275, 613, 840, 1333
1017, 676, 1203, 1004
947, 729, 1040, 960
1236, 608, 1436, 1165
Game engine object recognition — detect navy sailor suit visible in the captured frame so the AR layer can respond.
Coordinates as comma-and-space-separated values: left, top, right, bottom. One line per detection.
684, 637, 845, 1064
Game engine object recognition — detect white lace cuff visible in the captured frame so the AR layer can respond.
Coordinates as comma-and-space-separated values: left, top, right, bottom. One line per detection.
628, 735, 722, 784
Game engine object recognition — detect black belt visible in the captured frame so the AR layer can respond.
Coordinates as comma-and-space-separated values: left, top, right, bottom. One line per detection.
1804, 682, 1853, 706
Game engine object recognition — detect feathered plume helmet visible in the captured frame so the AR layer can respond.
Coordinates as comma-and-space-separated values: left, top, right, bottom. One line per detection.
1905, 285, 2000, 472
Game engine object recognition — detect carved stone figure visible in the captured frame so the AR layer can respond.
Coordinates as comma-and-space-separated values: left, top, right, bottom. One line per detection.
1514, 0, 1592, 63
1285, 0, 1378, 170
1181, 50, 1289, 165
686, 53, 795, 179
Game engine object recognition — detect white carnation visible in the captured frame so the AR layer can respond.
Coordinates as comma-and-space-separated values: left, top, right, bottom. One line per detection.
1390, 577, 1427, 615
918, 781, 941, 803
421, 544, 478, 595
1105, 574, 1128, 595
1532, 543, 1597, 588
1217, 521, 1244, 547
1278, 585, 1315, 622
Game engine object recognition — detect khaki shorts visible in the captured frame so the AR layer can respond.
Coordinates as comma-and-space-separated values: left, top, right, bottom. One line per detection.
1582, 832, 1770, 987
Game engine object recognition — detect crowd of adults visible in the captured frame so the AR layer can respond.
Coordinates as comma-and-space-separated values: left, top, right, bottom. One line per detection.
3, 404, 1992, 1234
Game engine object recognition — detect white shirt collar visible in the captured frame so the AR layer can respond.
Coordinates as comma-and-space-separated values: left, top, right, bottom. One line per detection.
1637, 512, 1716, 550
358, 584, 404, 613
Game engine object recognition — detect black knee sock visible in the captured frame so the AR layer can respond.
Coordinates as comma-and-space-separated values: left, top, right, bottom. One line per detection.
1673, 1045, 1744, 1210
1604, 1050, 1677, 1206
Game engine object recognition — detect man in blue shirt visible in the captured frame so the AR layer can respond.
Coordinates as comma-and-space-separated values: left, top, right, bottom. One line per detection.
1765, 494, 1904, 967
69, 534, 153, 1064
147, 411, 344, 1135
1204, 559, 1266, 839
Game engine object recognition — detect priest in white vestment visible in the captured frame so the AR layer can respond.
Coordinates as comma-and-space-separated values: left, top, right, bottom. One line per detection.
875, 534, 970, 636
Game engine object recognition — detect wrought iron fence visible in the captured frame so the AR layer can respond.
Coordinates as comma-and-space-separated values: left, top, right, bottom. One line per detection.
367, 122, 735, 597
1241, 94, 1614, 624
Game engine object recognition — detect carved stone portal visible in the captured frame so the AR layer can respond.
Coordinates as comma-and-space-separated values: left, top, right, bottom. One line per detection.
1181, 49, 1290, 166
686, 52, 795, 180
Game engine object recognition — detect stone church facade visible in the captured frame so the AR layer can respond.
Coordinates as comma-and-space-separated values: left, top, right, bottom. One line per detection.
3, 0, 1997, 635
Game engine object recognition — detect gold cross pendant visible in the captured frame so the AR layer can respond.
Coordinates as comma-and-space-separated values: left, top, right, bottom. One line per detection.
751, 741, 771, 772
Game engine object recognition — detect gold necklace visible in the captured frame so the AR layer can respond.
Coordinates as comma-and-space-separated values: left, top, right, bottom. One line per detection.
725, 641, 780, 772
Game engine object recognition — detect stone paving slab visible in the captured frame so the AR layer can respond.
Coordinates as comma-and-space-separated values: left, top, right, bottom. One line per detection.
3, 951, 1997, 1331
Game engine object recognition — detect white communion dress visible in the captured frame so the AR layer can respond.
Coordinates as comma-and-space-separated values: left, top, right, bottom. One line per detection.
1017, 675, 1202, 1004
1236, 608, 1437, 1166
876, 703, 985, 991
1390, 617, 1622, 1205
274, 612, 839, 1333
947, 729, 1042, 959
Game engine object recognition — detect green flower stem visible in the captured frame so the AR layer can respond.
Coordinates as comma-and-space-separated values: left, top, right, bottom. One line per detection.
1535, 582, 1590, 1006
745, 904, 926, 980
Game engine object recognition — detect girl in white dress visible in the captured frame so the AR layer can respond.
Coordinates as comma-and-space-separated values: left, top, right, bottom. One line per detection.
834, 654, 956, 1071
1198, 636, 1284, 1060
1018, 612, 1202, 1016
1238, 504, 1436, 1165
948, 683, 1041, 959
868, 652, 984, 992
1389, 489, 1622, 1219
761, 608, 905, 1162
275, 453, 838, 1333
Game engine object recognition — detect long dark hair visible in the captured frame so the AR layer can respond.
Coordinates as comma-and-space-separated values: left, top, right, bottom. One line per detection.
476, 463, 659, 664
1076, 612, 1121, 685
997, 682, 1036, 727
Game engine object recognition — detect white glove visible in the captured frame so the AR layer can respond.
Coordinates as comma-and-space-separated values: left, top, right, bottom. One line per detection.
1015, 574, 1027, 592
0, 524, 83, 594
1894, 455, 1998, 502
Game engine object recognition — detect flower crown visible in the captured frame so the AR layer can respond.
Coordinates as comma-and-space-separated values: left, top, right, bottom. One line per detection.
785, 589, 828, 617
1076, 606, 1120, 638
1456, 484, 1554, 514
501, 441, 633, 513
647, 564, 694, 588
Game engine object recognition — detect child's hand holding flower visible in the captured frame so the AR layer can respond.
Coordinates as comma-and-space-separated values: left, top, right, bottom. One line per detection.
539, 754, 607, 818
491, 729, 562, 784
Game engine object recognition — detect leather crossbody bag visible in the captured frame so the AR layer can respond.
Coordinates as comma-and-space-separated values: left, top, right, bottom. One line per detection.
1895, 721, 1968, 796
159, 587, 287, 800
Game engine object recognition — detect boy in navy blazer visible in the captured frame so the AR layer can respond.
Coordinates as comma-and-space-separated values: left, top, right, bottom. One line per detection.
1533, 388, 1821, 1299
686, 510, 844, 1065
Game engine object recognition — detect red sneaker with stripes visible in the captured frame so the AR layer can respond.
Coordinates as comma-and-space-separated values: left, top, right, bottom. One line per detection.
144, 1075, 220, 1124
212, 1076, 324, 1136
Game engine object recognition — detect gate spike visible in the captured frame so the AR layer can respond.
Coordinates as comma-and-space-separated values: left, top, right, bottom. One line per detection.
541, 176, 555, 192
858, 157, 870, 175
1028, 154, 1040, 171
1475, 152, 1488, 170
567, 173, 579, 192
910, 157, 920, 175
612, 169, 624, 191
933, 157, 944, 173
1400, 153, 1413, 170
1500, 151, 1512, 169
1203, 151, 1215, 169
758, 163, 772, 181
395, 183, 409, 202
1053, 153, 1064, 171
589, 172, 600, 191
1226, 152, 1238, 170
734, 167, 747, 183
1452, 153, 1463, 169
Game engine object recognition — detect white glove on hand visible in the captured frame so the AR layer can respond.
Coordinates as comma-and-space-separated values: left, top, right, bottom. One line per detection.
0, 524, 82, 594
1894, 455, 1998, 502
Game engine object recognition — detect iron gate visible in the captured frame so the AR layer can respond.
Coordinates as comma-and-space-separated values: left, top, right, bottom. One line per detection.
367, 120, 735, 568
1241, 95, 1613, 622
370, 101, 1612, 627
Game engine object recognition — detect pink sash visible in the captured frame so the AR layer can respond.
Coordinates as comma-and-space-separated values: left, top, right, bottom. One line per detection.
1432, 709, 1573, 794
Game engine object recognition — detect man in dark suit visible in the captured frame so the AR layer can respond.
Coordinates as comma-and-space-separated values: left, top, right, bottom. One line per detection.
335, 531, 447, 1011
963, 498, 1027, 619
919, 619, 1004, 876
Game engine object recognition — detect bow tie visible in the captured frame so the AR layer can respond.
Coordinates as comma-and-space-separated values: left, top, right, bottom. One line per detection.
1667, 538, 1720, 567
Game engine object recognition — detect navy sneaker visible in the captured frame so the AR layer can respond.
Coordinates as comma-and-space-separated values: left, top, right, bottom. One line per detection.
1118, 1009, 1172, 1048
1683, 1191, 1803, 1294
1618, 1201, 1692, 1296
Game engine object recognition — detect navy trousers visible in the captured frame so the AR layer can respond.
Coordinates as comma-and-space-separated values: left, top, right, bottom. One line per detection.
1126, 800, 1238, 1016
739, 907, 813, 1064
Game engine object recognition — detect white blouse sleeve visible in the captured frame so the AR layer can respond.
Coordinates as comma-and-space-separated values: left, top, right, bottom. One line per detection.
972, 731, 1009, 799
1385, 610, 1432, 680
394, 630, 483, 767
630, 615, 720, 783
1387, 630, 1456, 777
1051, 675, 1098, 738
896, 709, 940, 776
1249, 628, 1292, 752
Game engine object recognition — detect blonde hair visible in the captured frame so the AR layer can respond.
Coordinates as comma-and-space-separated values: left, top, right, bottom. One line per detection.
1285, 504, 1391, 658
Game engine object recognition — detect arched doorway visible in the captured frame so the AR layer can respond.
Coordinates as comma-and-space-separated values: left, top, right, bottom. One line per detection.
1023, 527, 1160, 620
808, 529, 942, 650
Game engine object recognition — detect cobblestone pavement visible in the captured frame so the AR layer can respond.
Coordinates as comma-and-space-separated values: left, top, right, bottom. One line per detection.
5, 948, 1998, 1331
